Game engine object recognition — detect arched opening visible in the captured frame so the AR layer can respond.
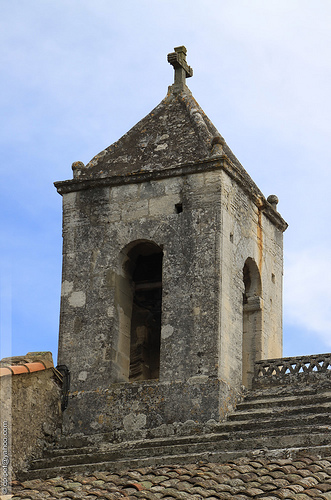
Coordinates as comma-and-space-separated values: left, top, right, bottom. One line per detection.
129, 243, 163, 381
242, 258, 262, 388
115, 241, 163, 382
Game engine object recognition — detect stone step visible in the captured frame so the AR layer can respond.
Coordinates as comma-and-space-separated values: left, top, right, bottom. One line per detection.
31, 427, 331, 477
224, 411, 331, 431
18, 449, 260, 481
50, 390, 330, 451
246, 385, 324, 400
236, 391, 331, 410
43, 414, 331, 464
228, 402, 331, 421
22, 384, 331, 480
20, 442, 331, 481
35, 430, 331, 469
44, 420, 331, 460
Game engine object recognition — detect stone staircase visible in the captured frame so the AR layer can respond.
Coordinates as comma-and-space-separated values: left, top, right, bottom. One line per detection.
20, 380, 331, 480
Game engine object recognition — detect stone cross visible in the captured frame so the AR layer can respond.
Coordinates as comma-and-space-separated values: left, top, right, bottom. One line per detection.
167, 46, 193, 90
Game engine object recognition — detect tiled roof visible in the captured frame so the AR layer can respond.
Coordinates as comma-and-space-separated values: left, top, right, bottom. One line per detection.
0, 362, 49, 377
0, 352, 54, 378
11, 454, 331, 499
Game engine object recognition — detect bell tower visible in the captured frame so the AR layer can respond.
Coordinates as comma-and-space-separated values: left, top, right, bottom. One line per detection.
55, 47, 287, 439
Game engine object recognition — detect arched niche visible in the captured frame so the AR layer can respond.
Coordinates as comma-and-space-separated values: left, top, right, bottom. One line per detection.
115, 240, 163, 382
242, 258, 263, 388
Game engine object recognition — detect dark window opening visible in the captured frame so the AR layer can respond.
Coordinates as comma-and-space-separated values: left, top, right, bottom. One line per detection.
129, 249, 163, 381
175, 203, 183, 214
243, 263, 251, 304
242, 258, 262, 388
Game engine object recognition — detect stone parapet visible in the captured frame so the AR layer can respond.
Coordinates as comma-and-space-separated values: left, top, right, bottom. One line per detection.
253, 353, 331, 388
61, 377, 240, 442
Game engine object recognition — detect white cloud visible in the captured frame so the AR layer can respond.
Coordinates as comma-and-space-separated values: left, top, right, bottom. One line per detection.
284, 247, 331, 346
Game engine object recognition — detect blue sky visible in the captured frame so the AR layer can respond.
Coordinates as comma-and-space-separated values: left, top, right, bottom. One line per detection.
1, 0, 331, 363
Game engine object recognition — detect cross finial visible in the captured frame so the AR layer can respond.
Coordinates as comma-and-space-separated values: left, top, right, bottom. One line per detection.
167, 46, 193, 91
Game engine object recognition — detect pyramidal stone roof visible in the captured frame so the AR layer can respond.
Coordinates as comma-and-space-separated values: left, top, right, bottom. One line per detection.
83, 88, 224, 173
70, 47, 250, 183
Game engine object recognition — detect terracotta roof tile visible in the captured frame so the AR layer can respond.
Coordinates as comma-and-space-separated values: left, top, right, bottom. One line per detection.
0, 352, 54, 378
12, 454, 331, 499
318, 484, 331, 494
0, 366, 13, 376
26, 361, 47, 373
10, 365, 30, 375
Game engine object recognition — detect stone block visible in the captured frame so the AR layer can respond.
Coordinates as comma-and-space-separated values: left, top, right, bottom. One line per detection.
164, 177, 183, 194
108, 208, 121, 223
111, 183, 139, 202
121, 200, 148, 221
117, 327, 130, 356
204, 170, 222, 186
139, 180, 166, 199
186, 172, 205, 190
148, 194, 181, 217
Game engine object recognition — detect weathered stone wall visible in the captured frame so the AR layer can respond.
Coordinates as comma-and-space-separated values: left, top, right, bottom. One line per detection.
59, 172, 226, 435
58, 163, 285, 438
219, 170, 283, 388
59, 173, 222, 390
0, 354, 62, 477
64, 378, 239, 441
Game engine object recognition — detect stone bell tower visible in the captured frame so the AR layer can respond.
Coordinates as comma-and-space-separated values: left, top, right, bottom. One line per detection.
55, 47, 287, 440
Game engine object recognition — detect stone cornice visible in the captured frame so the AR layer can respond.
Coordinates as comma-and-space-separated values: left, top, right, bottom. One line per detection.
54, 155, 288, 232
